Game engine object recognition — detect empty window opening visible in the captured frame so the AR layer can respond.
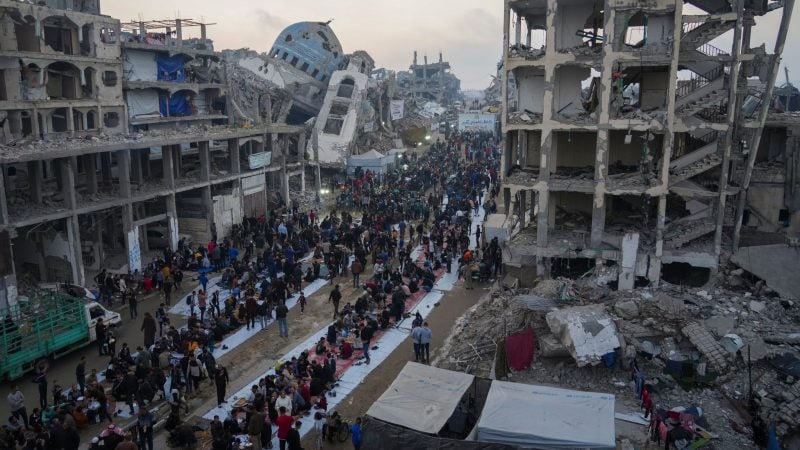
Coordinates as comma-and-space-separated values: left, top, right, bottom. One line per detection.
555, 2, 604, 52
21, 111, 33, 137
285, 34, 293, 42
83, 68, 95, 97
42, 16, 79, 55
100, 27, 116, 44
329, 102, 349, 116
551, 257, 596, 279
337, 77, 356, 99
290, 56, 299, 67
624, 12, 648, 48
661, 262, 710, 287
311, 68, 319, 78
608, 194, 658, 232
323, 117, 344, 135
550, 192, 593, 233
609, 130, 663, 175
0, 70, 6, 101
51, 108, 69, 133
300, 62, 309, 72
86, 111, 97, 129
72, 110, 84, 131
46, 62, 80, 100
553, 65, 600, 122
553, 130, 597, 177
80, 24, 93, 56
102, 70, 117, 87
282, 52, 288, 61
612, 65, 670, 118
103, 112, 120, 128
13, 14, 39, 52
508, 67, 545, 122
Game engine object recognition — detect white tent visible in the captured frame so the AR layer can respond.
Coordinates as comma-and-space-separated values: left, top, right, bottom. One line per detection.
347, 149, 389, 175
475, 381, 615, 449
366, 362, 475, 435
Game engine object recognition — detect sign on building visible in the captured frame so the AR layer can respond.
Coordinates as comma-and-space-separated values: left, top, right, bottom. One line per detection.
457, 112, 497, 134
390, 100, 405, 120
127, 228, 141, 272
248, 151, 273, 170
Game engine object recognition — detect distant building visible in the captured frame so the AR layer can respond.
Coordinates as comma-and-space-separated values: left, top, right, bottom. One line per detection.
397, 52, 461, 105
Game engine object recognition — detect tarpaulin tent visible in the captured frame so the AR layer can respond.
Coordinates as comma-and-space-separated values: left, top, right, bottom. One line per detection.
474, 381, 616, 449
363, 363, 506, 450
156, 54, 186, 82
126, 90, 161, 118
347, 149, 389, 175
366, 362, 475, 435
123, 50, 157, 81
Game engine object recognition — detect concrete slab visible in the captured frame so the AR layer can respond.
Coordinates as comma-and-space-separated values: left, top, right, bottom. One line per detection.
733, 244, 800, 299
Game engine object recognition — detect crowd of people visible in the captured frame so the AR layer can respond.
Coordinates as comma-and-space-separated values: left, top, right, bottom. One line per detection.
1, 130, 501, 450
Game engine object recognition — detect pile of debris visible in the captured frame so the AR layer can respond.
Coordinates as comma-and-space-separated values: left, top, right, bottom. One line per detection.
507, 111, 543, 125
436, 262, 800, 446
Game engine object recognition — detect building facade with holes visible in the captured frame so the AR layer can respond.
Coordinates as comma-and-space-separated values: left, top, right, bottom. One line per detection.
497, 0, 794, 288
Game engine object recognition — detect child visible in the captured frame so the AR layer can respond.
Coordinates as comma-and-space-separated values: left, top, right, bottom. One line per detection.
298, 292, 306, 313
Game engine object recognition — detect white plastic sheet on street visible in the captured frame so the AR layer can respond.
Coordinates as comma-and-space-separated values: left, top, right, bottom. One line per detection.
475, 381, 616, 449
366, 362, 475, 435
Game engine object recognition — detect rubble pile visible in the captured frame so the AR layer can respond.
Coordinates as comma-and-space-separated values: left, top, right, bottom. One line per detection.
508, 44, 545, 60
437, 262, 800, 446
507, 111, 543, 125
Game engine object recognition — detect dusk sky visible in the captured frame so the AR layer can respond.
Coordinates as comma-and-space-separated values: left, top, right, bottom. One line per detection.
104, 0, 800, 90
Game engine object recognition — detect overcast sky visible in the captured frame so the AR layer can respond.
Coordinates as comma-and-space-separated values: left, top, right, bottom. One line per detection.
104, 0, 800, 90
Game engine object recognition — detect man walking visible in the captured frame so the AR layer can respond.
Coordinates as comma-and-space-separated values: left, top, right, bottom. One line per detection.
275, 300, 289, 338
127, 288, 138, 319
350, 259, 363, 288
7, 385, 28, 429
215, 365, 229, 407
136, 408, 155, 450
360, 322, 374, 365
75, 356, 86, 396
328, 285, 342, 318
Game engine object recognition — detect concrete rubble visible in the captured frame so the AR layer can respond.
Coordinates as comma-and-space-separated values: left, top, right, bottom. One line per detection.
545, 304, 621, 367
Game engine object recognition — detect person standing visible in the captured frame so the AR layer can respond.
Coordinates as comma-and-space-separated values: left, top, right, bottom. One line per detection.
163, 275, 174, 306
75, 356, 86, 396
275, 301, 289, 338
275, 406, 294, 450
360, 322, 373, 365
247, 407, 265, 450
155, 303, 167, 336
411, 323, 423, 362
328, 285, 342, 318
95, 320, 107, 356
33, 369, 47, 409
245, 295, 257, 331
214, 365, 229, 407
474, 225, 482, 249
351, 417, 363, 450
136, 408, 154, 450
350, 259, 363, 288
127, 288, 138, 320
7, 385, 28, 429
298, 292, 306, 314
140, 312, 157, 348
287, 420, 303, 450
187, 290, 197, 317
418, 322, 432, 363
198, 290, 207, 322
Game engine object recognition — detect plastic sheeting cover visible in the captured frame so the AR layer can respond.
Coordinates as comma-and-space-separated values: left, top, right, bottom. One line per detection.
156, 54, 186, 82
366, 362, 474, 435
475, 381, 616, 449
123, 50, 158, 82
127, 90, 161, 118
159, 91, 192, 117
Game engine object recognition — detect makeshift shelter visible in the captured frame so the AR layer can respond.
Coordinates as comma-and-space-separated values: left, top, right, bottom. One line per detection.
474, 381, 616, 449
363, 362, 506, 450
347, 149, 389, 175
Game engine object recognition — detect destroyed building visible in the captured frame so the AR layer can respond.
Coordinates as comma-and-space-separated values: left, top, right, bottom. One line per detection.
0, 1, 308, 308
397, 51, 461, 106
498, 0, 796, 289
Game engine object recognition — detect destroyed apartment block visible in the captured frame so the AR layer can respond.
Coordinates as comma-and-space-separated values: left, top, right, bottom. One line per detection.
498, 0, 796, 289
396, 51, 461, 106
0, 2, 310, 308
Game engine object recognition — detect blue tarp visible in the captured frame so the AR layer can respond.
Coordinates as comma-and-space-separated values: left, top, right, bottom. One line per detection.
156, 54, 186, 81
159, 91, 191, 117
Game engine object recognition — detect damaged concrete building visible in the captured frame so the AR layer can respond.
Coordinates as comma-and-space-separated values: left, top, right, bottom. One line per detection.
499, 0, 795, 288
397, 52, 461, 105
0, 1, 307, 307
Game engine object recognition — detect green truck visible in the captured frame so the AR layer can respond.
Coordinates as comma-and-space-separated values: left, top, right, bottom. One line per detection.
0, 291, 121, 380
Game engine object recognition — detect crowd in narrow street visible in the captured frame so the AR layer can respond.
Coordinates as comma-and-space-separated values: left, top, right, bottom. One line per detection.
1, 131, 501, 450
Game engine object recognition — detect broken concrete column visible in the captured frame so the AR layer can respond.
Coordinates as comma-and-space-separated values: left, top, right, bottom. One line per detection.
618, 232, 639, 291
85, 154, 97, 194
66, 215, 85, 286
229, 138, 241, 174
58, 157, 77, 209
198, 141, 211, 181
117, 149, 131, 198
0, 165, 8, 225
28, 161, 43, 204
162, 145, 175, 188
166, 193, 178, 251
